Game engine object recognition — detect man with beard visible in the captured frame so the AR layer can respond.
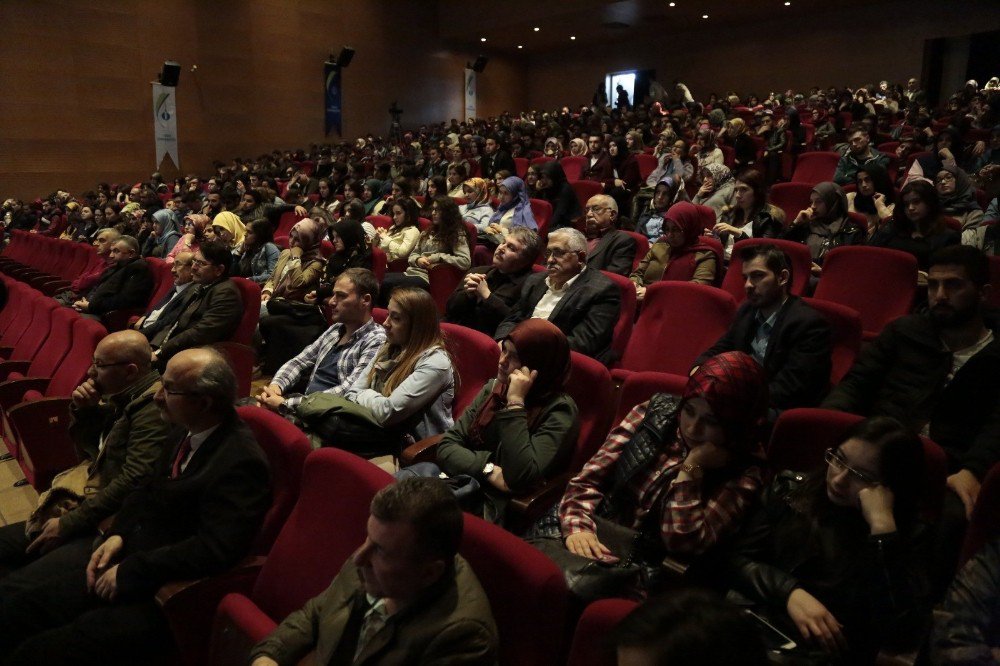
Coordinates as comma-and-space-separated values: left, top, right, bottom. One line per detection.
823, 245, 998, 590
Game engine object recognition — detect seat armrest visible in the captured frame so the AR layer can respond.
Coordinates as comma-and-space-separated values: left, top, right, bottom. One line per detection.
0, 360, 32, 381
0, 377, 50, 409
508, 471, 573, 524
400, 434, 444, 466
156, 556, 266, 609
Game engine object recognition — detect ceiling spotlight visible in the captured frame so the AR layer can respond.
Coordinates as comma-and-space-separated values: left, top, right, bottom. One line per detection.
784, 1, 791, 4
480, 37, 486, 42
570, 35, 576, 40
702, 14, 709, 18
669, 1, 676, 5
517, 45, 523, 49
533, 27, 540, 32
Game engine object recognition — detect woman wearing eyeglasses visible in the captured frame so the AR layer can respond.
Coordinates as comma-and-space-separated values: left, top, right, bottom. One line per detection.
726, 417, 930, 662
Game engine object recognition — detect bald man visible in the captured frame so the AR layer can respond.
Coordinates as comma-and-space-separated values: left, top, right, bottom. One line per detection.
0, 331, 179, 571
0, 348, 270, 664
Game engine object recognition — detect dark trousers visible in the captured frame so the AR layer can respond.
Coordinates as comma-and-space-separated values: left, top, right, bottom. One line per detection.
0, 522, 32, 574
931, 491, 969, 600
0, 538, 173, 665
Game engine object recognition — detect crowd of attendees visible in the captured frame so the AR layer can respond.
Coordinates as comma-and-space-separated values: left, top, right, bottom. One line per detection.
0, 74, 998, 664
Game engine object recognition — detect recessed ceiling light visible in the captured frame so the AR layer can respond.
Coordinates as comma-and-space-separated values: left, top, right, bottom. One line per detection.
784, 1, 791, 5
669, 1, 676, 5
480, 37, 486, 42
517, 45, 523, 49
702, 13, 709, 18
570, 35, 576, 40
533, 27, 540, 32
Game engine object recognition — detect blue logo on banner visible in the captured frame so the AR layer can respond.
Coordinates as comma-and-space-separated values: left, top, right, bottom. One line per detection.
325, 63, 342, 136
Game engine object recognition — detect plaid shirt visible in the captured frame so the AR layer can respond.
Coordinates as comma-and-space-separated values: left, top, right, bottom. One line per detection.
273, 317, 386, 409
559, 401, 763, 556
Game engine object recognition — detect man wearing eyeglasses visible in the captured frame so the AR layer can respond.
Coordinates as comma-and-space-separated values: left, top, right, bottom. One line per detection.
133, 252, 197, 337
72, 236, 154, 324
583, 195, 636, 276
0, 330, 178, 573
147, 241, 243, 367
495, 228, 620, 364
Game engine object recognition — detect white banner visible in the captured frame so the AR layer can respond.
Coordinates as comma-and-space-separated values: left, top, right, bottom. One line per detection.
464, 68, 476, 121
152, 83, 179, 168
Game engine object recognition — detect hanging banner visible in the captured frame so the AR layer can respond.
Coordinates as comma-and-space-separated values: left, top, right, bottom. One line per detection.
325, 62, 342, 136
464, 68, 476, 121
152, 83, 179, 168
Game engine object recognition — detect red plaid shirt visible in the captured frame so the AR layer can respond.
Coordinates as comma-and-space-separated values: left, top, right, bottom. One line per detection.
559, 401, 764, 556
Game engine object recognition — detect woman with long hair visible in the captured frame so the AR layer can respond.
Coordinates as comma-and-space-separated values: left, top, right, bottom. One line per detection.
436, 319, 578, 524
420, 175, 448, 219
340, 287, 456, 456
711, 170, 784, 260
446, 163, 469, 199
631, 201, 719, 300
376, 196, 421, 263
727, 417, 929, 661
870, 180, 960, 272
236, 219, 280, 284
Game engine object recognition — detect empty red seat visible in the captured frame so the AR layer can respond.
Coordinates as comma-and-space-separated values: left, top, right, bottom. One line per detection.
229, 278, 263, 345
768, 181, 816, 226
440, 322, 501, 419
791, 152, 840, 185
620, 230, 649, 272
513, 157, 528, 179
635, 153, 658, 182
802, 297, 861, 386
600, 270, 637, 364
570, 180, 604, 213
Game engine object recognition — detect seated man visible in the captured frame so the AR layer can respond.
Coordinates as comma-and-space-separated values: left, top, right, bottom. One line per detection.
833, 124, 890, 185
445, 227, 539, 336
257, 268, 386, 417
0, 331, 178, 572
822, 245, 999, 588
583, 194, 635, 276
72, 235, 154, 322
0, 348, 271, 664
494, 228, 620, 364
250, 477, 498, 666
132, 252, 196, 336
53, 228, 119, 306
694, 244, 831, 417
148, 241, 243, 366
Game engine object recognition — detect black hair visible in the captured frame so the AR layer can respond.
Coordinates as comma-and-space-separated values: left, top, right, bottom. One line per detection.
370, 477, 463, 561
198, 240, 233, 276
928, 244, 990, 287
738, 243, 792, 286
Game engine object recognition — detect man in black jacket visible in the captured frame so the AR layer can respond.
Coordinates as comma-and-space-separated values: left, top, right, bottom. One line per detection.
72, 236, 153, 322
445, 228, 539, 336
0, 347, 271, 664
479, 134, 516, 181
495, 228, 620, 364
695, 244, 831, 417
584, 194, 636, 276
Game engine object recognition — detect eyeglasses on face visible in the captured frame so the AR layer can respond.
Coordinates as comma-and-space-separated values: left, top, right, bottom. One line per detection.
160, 383, 201, 397
91, 359, 130, 369
824, 448, 879, 485
544, 247, 573, 259
190, 258, 211, 268
584, 205, 608, 214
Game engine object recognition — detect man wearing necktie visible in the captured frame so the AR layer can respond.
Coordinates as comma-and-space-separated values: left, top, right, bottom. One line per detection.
0, 347, 271, 664
133, 252, 196, 337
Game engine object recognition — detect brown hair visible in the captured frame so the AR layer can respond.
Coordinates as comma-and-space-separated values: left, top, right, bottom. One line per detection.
369, 287, 453, 396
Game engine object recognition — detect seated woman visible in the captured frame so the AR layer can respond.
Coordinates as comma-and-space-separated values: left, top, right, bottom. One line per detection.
535, 161, 581, 231
315, 177, 340, 214
693, 163, 736, 214
380, 196, 472, 304
458, 178, 495, 234
608, 134, 642, 216
210, 211, 246, 259
711, 170, 784, 262
568, 138, 587, 157
631, 201, 719, 301
165, 212, 210, 264
635, 177, 683, 242
782, 182, 865, 277
446, 163, 468, 199
846, 164, 895, 238
360, 178, 384, 217
479, 176, 538, 247
235, 219, 280, 285
376, 196, 421, 264
528, 351, 769, 600
727, 417, 929, 662
694, 128, 725, 168
261, 218, 326, 310
524, 163, 542, 199
419, 175, 447, 218
337, 287, 456, 457
870, 180, 960, 274
725, 118, 758, 171
142, 208, 182, 258
435, 320, 579, 524
936, 165, 984, 230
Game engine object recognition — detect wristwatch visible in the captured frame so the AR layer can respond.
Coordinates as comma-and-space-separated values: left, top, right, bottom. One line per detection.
482, 462, 495, 477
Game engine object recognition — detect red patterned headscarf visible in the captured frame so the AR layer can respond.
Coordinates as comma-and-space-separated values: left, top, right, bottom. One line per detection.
681, 351, 769, 458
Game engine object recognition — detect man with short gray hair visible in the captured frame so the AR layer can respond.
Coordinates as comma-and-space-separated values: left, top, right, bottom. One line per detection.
495, 227, 620, 364
73, 235, 154, 321
583, 194, 635, 276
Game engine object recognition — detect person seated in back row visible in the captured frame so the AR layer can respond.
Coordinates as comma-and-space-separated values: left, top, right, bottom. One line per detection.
583, 194, 636, 277
694, 244, 831, 420
494, 228, 621, 365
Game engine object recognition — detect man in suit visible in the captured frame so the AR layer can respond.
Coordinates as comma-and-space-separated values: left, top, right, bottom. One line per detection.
584, 194, 635, 276
495, 228, 620, 364
0, 347, 271, 664
445, 227, 539, 336
250, 477, 497, 666
72, 235, 154, 322
694, 243, 832, 417
133, 252, 196, 336
148, 241, 243, 367
479, 134, 516, 181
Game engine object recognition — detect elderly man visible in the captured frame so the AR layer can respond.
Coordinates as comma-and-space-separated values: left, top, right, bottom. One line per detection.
445, 227, 540, 336
133, 252, 196, 335
250, 477, 497, 666
0, 348, 270, 664
258, 268, 386, 419
583, 195, 635, 276
833, 124, 889, 185
54, 228, 121, 306
495, 228, 620, 364
71, 236, 153, 321
0, 331, 177, 571
148, 241, 243, 366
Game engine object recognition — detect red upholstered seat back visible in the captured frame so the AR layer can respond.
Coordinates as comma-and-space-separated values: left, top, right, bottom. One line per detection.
441, 322, 500, 420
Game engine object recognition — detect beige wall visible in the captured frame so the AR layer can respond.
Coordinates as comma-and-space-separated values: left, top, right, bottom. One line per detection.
525, 1, 1000, 110
0, 0, 527, 200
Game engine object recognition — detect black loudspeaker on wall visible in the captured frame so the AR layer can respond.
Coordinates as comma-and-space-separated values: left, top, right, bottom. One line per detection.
471, 56, 489, 73
160, 61, 181, 87
335, 47, 356, 68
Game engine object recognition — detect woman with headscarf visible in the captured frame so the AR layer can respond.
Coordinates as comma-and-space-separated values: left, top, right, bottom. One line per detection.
847, 163, 896, 236
693, 163, 736, 214
528, 351, 769, 601
480, 176, 538, 246
725, 118, 758, 170
569, 138, 588, 158
907, 127, 966, 184
783, 181, 865, 277
935, 165, 984, 230
361, 178, 384, 216
694, 129, 724, 168
165, 213, 210, 264
459, 177, 495, 233
630, 201, 719, 300
535, 161, 582, 231
543, 137, 563, 158
870, 180, 960, 274
261, 217, 326, 305
607, 135, 642, 216
210, 210, 246, 255
143, 208, 182, 258
435, 319, 578, 524
635, 177, 683, 242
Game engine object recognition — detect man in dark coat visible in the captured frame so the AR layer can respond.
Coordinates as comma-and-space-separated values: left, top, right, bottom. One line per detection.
73, 236, 153, 321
